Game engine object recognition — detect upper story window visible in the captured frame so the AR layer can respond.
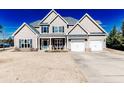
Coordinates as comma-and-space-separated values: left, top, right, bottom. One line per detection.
41, 26, 49, 33
53, 26, 64, 33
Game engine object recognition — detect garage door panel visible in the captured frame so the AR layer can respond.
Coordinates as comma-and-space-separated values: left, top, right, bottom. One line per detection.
71, 42, 85, 52
90, 41, 103, 51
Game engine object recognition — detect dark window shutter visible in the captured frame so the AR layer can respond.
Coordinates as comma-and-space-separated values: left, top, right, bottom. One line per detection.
41, 26, 42, 33
53, 26, 54, 33
63, 26, 64, 32
30, 39, 32, 48
19, 39, 21, 48
47, 26, 49, 33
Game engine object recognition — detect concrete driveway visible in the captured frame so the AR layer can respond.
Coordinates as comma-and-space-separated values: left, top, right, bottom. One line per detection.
71, 49, 124, 83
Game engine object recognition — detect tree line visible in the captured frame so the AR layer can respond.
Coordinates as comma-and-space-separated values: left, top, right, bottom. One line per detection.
106, 22, 124, 51
0, 25, 14, 45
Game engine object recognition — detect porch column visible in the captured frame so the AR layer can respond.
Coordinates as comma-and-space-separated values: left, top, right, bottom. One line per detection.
67, 36, 69, 49
86, 37, 90, 52
37, 38, 40, 50
64, 38, 67, 50
49, 38, 52, 50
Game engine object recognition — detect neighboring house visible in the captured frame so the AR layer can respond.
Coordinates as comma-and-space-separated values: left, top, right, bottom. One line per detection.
12, 9, 107, 52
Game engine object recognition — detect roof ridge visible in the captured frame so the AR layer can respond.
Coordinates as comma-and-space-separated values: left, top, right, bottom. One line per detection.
30, 16, 78, 26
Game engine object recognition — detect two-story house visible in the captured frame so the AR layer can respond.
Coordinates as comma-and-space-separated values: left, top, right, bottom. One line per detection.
12, 9, 107, 52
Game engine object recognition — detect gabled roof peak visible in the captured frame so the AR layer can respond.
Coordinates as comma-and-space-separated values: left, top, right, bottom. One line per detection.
12, 22, 39, 37
39, 9, 68, 25
67, 23, 89, 35
51, 9, 58, 14
83, 13, 90, 16
21, 22, 27, 25
39, 9, 58, 24
78, 13, 91, 23
78, 13, 108, 34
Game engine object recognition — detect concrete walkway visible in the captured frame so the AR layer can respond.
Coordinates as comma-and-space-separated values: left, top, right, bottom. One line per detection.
71, 50, 124, 83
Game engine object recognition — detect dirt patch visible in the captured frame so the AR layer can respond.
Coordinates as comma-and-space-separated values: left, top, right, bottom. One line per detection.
0, 59, 6, 64
0, 51, 86, 83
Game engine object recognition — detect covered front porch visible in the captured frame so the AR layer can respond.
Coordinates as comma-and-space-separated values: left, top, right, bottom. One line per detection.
39, 38, 67, 51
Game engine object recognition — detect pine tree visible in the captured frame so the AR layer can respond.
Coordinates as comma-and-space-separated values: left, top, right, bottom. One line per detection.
106, 26, 124, 50
121, 21, 124, 36
110, 26, 117, 37
107, 26, 118, 47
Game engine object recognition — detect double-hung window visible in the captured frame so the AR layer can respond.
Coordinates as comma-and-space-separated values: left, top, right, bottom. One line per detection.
19, 39, 32, 48
41, 26, 49, 33
53, 26, 64, 33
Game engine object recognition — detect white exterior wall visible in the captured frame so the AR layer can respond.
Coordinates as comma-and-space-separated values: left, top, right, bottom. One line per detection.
14, 25, 38, 49
88, 36, 106, 40
42, 12, 57, 24
49, 16, 68, 33
68, 25, 87, 35
68, 40, 71, 50
79, 16, 103, 33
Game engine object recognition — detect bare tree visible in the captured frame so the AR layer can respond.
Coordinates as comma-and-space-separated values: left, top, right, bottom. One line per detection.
0, 25, 4, 50
0, 25, 2, 33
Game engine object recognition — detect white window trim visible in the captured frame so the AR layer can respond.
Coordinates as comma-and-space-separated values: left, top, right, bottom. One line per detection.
19, 39, 32, 48
41, 26, 49, 34
53, 26, 64, 33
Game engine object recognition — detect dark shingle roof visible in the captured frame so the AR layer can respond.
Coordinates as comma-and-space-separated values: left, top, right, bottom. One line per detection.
30, 17, 78, 27
28, 24, 40, 34
63, 17, 78, 25
30, 20, 40, 27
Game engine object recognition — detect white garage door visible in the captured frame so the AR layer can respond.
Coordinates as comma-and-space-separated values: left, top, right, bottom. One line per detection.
71, 42, 85, 52
89, 41, 103, 51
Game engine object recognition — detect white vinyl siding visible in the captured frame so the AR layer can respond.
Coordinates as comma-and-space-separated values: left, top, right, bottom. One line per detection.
42, 11, 57, 24
68, 24, 87, 35
14, 25, 38, 49
49, 15, 67, 33
79, 16, 103, 33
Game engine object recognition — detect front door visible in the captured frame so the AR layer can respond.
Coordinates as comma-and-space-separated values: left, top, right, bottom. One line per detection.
54, 39, 64, 50
42, 39, 49, 50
